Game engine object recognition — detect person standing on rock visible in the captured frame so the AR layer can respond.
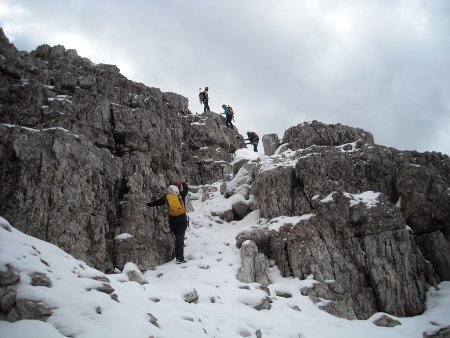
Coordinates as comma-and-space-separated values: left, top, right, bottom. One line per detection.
221, 104, 234, 129
147, 177, 189, 264
245, 131, 259, 152
199, 87, 210, 112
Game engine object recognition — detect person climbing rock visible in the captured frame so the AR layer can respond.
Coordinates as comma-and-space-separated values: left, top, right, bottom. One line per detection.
147, 177, 189, 264
221, 104, 234, 129
245, 131, 259, 152
199, 87, 210, 112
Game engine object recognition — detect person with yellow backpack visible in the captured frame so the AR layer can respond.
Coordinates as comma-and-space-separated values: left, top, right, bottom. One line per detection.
147, 178, 190, 264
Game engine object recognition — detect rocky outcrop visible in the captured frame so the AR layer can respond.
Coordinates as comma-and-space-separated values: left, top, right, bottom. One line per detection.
0, 28, 244, 272
282, 120, 374, 149
236, 121, 450, 320
237, 192, 431, 319
252, 130, 450, 281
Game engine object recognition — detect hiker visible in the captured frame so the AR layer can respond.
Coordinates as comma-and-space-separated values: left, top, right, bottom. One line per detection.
245, 131, 259, 152
199, 87, 210, 112
221, 104, 234, 129
147, 178, 189, 264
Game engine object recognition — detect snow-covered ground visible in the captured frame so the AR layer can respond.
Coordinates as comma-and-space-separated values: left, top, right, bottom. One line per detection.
1, 149, 450, 338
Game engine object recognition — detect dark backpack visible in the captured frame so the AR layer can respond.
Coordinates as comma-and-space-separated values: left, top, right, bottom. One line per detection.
199, 91, 206, 102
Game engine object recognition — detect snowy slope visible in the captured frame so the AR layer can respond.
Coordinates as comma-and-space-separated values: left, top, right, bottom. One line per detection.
1, 149, 450, 338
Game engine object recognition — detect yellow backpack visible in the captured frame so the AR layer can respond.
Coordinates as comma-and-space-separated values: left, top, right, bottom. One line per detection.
166, 193, 186, 216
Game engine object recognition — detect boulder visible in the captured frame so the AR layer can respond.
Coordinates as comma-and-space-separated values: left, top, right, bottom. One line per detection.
373, 314, 401, 327
123, 262, 148, 285
236, 240, 270, 286
262, 133, 280, 155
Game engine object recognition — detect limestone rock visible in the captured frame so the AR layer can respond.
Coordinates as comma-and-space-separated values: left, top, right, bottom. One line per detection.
30, 272, 52, 287
238, 192, 431, 319
16, 299, 53, 321
373, 314, 401, 327
183, 289, 199, 303
262, 133, 280, 155
147, 312, 159, 328
92, 283, 115, 295
283, 120, 374, 150
0, 29, 245, 273
123, 262, 148, 285
236, 240, 270, 286
0, 287, 17, 314
0, 264, 20, 286
424, 326, 450, 338
253, 296, 271, 311
232, 199, 251, 220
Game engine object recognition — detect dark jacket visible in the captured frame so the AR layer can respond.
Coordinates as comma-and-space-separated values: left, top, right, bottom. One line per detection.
246, 132, 259, 143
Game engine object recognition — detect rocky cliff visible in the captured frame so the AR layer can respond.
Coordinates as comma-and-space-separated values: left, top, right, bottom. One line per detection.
235, 121, 450, 319
1, 28, 450, 323
0, 28, 244, 272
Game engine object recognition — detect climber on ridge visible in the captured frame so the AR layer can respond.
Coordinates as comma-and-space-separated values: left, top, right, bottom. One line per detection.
147, 176, 189, 264
245, 131, 259, 152
199, 87, 210, 112
221, 104, 234, 129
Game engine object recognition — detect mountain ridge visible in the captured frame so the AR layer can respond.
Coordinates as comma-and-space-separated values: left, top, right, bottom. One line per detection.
1, 28, 450, 334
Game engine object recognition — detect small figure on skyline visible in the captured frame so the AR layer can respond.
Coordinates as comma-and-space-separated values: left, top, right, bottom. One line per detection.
199, 87, 210, 112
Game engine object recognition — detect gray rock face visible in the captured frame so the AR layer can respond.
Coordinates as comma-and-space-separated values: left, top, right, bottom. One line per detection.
252, 134, 450, 282
236, 121, 449, 319
237, 192, 430, 319
0, 29, 245, 272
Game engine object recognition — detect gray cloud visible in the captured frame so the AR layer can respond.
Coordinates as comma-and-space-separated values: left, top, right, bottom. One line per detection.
1, 0, 449, 154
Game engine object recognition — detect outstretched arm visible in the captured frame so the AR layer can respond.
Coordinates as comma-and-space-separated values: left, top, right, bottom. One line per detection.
147, 196, 166, 207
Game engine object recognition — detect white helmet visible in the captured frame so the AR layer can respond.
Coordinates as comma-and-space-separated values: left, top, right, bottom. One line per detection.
167, 185, 180, 195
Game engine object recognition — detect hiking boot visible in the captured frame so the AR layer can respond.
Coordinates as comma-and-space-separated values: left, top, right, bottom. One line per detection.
176, 259, 187, 264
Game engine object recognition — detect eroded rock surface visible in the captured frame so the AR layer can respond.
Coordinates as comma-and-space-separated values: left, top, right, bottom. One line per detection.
0, 28, 245, 272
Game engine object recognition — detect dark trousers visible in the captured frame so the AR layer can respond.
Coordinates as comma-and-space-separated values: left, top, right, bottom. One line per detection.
168, 214, 188, 261
246, 141, 258, 152
203, 100, 210, 112
226, 116, 233, 128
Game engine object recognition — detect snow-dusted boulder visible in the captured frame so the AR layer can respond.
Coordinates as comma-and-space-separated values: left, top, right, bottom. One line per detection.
123, 262, 148, 285
236, 240, 270, 286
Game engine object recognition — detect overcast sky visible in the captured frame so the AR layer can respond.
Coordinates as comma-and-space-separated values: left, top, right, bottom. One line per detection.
1, 0, 449, 154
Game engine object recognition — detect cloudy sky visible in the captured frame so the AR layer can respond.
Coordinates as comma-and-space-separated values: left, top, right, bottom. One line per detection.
1, 0, 449, 154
